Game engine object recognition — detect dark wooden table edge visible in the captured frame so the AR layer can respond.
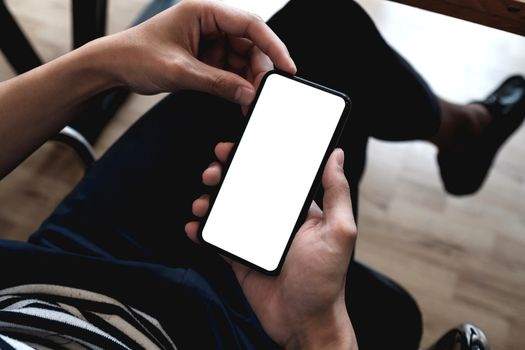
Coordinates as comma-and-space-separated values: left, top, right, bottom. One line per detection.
389, 0, 525, 37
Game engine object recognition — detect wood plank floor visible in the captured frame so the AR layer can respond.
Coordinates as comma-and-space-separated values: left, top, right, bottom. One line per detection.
1, 0, 524, 348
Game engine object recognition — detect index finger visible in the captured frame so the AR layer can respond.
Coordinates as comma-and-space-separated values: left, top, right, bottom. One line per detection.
197, 1, 297, 74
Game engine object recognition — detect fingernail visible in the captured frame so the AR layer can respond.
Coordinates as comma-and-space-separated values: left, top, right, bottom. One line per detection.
336, 148, 344, 166
235, 86, 255, 106
289, 58, 297, 73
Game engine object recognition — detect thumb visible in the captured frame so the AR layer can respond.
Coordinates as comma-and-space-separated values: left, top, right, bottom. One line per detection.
322, 149, 356, 242
184, 57, 256, 106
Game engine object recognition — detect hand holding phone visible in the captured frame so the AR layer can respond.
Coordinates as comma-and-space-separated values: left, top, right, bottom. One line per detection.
185, 145, 358, 349
197, 71, 350, 274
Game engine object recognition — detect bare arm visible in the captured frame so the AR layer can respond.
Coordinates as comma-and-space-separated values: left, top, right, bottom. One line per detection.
0, 0, 296, 178
0, 41, 116, 177
187, 144, 359, 349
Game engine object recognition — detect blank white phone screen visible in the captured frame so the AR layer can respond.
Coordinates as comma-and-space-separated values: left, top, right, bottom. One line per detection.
202, 73, 346, 272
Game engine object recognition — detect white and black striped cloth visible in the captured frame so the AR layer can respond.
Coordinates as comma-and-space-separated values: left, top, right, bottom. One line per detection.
0, 284, 177, 349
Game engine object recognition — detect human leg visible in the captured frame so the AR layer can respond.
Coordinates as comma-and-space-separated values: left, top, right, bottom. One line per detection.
29, 2, 438, 348
30, 91, 245, 269
32, 0, 456, 258
347, 261, 423, 350
433, 76, 525, 194
268, 0, 525, 196
267, 0, 441, 142
265, 0, 442, 212
267, 2, 428, 348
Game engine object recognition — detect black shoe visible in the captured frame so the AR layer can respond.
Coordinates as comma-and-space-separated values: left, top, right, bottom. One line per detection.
438, 75, 525, 195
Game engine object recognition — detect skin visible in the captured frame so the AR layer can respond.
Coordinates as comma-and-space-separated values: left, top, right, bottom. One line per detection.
0, 0, 295, 178
186, 144, 358, 350
0, 0, 357, 348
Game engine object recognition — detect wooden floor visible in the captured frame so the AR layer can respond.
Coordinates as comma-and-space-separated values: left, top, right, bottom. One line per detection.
1, 0, 525, 348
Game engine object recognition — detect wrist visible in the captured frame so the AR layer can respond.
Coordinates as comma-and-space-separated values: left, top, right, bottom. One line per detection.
285, 304, 357, 350
69, 37, 125, 94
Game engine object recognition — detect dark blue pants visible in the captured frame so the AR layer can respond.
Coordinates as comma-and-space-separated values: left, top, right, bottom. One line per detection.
30, 1, 438, 348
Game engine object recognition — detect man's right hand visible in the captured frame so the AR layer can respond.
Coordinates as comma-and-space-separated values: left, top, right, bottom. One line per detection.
186, 143, 359, 350
96, 0, 296, 106
0, 0, 296, 177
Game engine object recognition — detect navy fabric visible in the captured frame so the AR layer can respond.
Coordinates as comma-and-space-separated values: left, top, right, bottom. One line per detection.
0, 241, 277, 349
1, 0, 434, 348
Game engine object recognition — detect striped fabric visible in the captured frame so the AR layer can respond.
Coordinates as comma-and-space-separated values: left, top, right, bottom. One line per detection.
0, 285, 176, 349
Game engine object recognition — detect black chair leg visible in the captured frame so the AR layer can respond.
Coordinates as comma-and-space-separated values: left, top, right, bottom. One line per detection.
69, 0, 182, 144
0, 0, 42, 74
69, 0, 128, 144
68, 88, 131, 144
133, 0, 180, 25
0, 0, 182, 145
72, 0, 107, 49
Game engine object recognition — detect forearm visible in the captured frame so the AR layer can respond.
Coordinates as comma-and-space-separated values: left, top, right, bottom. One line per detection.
0, 0, 296, 179
0, 38, 118, 178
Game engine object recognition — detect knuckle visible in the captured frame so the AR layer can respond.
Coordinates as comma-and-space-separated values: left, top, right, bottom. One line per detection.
333, 174, 351, 195
332, 220, 357, 239
327, 176, 350, 195
337, 176, 351, 191
168, 55, 185, 72
245, 12, 264, 35
210, 74, 230, 94
249, 12, 264, 23
168, 55, 192, 79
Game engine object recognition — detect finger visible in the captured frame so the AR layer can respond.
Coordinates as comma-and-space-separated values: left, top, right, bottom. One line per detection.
230, 261, 254, 285
192, 194, 210, 217
185, 221, 200, 243
241, 104, 250, 116
248, 46, 273, 91
228, 36, 254, 56
182, 57, 255, 106
227, 37, 271, 83
199, 35, 226, 68
202, 161, 222, 186
185, 222, 237, 270
214, 142, 234, 163
198, 1, 297, 74
226, 52, 248, 75
321, 149, 357, 241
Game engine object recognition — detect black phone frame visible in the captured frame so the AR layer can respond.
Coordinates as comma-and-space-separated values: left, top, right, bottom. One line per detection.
198, 70, 351, 275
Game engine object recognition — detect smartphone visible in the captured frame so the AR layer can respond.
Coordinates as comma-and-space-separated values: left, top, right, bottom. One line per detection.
199, 71, 351, 275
